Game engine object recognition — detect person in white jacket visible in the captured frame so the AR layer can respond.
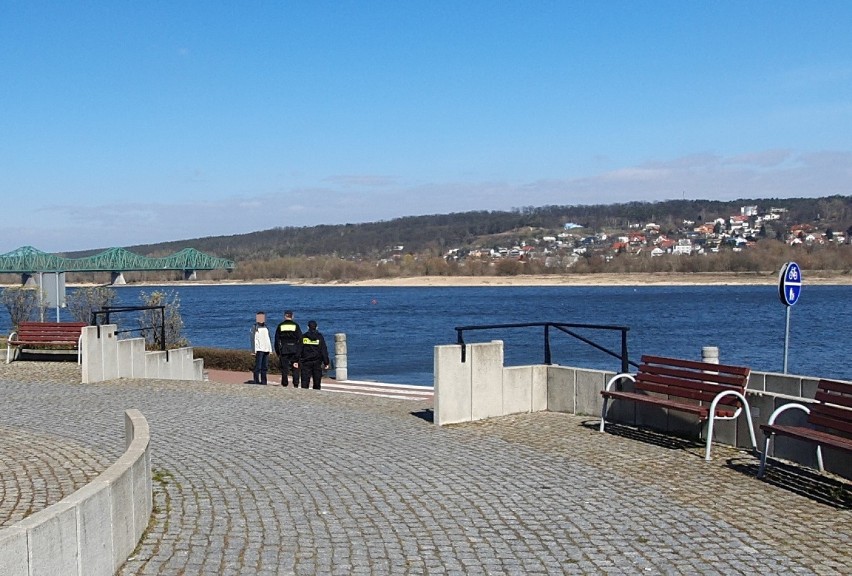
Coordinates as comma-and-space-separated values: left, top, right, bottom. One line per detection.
250, 311, 273, 384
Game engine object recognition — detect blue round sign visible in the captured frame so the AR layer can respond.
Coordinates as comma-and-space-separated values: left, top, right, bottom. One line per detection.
778, 262, 802, 306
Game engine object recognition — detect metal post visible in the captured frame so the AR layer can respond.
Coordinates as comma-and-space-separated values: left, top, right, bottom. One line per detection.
38, 272, 45, 322
160, 307, 166, 351
54, 272, 60, 322
783, 306, 791, 373
544, 324, 551, 365
620, 329, 629, 374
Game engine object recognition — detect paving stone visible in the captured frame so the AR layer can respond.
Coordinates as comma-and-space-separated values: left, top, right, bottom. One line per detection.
0, 360, 850, 575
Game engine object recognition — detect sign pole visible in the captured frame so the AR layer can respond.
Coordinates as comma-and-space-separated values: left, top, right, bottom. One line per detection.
783, 306, 791, 373
778, 261, 802, 374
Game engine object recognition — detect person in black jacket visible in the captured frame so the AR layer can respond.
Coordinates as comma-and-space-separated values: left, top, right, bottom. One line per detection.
274, 310, 302, 387
297, 320, 329, 389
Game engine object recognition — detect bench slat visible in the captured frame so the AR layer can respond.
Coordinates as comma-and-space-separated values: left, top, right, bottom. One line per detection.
640, 364, 750, 388
641, 355, 750, 377
760, 423, 852, 453
814, 385, 852, 410
601, 390, 713, 417
9, 322, 87, 346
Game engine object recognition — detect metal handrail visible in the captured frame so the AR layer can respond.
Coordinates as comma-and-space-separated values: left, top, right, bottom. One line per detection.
454, 321, 638, 374
91, 305, 167, 352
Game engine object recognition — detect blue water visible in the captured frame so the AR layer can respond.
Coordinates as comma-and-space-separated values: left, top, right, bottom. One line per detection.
4, 284, 850, 385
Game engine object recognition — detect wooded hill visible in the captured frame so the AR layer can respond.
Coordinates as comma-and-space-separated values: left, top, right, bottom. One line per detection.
70, 195, 852, 262
50, 195, 851, 283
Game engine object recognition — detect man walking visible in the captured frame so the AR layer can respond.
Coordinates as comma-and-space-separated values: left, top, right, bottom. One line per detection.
274, 310, 301, 387
297, 320, 329, 389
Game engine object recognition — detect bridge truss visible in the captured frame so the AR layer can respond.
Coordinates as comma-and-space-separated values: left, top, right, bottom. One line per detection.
0, 246, 235, 273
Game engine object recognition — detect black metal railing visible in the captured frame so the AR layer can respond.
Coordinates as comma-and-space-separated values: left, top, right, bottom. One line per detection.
91, 305, 167, 352
454, 321, 639, 374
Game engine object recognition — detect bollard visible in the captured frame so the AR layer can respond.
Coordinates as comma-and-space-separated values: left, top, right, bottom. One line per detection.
702, 346, 719, 364
334, 333, 348, 381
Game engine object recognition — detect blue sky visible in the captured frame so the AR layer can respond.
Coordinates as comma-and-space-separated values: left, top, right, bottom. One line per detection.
2, 1, 851, 253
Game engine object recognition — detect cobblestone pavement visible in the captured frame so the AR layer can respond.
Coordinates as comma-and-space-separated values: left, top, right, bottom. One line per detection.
1, 361, 850, 575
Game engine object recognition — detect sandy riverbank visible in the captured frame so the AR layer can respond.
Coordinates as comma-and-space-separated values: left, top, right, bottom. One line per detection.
16, 271, 852, 289
298, 272, 852, 287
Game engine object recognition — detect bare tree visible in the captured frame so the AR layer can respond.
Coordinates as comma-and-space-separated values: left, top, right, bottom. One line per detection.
0, 286, 43, 329
139, 290, 188, 350
65, 286, 117, 323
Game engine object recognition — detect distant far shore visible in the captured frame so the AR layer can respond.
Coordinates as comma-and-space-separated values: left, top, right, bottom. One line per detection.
5, 271, 852, 289
311, 272, 852, 287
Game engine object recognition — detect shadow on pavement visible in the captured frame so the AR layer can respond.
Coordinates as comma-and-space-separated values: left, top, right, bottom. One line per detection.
582, 420, 707, 457
726, 456, 852, 509
411, 408, 434, 423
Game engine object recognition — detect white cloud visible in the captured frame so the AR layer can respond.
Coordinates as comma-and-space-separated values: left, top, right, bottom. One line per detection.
2, 149, 849, 254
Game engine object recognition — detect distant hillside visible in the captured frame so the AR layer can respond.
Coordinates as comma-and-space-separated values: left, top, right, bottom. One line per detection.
64, 196, 852, 262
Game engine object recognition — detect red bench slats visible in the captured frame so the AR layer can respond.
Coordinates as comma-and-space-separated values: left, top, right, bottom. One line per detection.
758, 379, 852, 477
10, 321, 88, 345
762, 423, 852, 453
600, 354, 754, 460
640, 364, 750, 388
605, 356, 751, 420
641, 355, 750, 377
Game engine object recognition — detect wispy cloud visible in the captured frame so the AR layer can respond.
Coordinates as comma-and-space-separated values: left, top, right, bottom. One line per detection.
4, 149, 850, 253
323, 174, 399, 187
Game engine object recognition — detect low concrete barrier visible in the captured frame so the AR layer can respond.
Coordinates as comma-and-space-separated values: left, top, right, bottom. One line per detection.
81, 324, 203, 384
0, 410, 153, 576
434, 341, 851, 480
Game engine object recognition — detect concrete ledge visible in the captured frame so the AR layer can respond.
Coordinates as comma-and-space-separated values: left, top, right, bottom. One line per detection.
0, 409, 153, 576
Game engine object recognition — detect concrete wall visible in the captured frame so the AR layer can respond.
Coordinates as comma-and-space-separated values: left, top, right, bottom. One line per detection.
433, 343, 851, 480
0, 409, 153, 576
81, 324, 202, 384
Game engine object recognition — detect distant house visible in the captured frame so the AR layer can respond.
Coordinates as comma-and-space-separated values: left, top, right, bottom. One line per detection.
672, 239, 693, 255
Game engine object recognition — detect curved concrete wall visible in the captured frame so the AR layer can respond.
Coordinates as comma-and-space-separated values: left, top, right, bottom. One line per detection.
0, 409, 153, 576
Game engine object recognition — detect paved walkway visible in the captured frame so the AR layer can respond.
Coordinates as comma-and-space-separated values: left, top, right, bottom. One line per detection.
0, 361, 849, 575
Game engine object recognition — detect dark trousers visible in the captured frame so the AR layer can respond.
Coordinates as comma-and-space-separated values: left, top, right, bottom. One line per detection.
300, 360, 323, 389
279, 354, 298, 386
253, 351, 269, 384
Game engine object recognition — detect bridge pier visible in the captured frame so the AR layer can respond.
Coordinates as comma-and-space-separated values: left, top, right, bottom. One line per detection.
21, 273, 38, 287
184, 269, 197, 281
111, 271, 127, 285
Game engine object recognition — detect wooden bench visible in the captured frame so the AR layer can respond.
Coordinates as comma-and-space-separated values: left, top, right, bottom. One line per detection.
599, 354, 757, 460
758, 378, 852, 478
6, 321, 88, 364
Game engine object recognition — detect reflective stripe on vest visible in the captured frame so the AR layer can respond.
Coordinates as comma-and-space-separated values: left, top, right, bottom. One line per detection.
302, 337, 320, 345
279, 325, 297, 332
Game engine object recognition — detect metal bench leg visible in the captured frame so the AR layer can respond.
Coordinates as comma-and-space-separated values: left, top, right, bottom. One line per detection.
704, 417, 714, 461
757, 434, 772, 478
599, 398, 609, 432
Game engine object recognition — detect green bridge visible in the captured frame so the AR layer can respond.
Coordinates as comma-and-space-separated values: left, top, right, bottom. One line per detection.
0, 246, 235, 284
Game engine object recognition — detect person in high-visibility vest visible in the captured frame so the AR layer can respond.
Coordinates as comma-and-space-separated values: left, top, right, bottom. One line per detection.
295, 320, 330, 389
274, 310, 302, 387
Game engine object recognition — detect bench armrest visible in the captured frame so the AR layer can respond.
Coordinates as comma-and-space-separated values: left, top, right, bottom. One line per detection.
604, 372, 635, 392
766, 402, 810, 426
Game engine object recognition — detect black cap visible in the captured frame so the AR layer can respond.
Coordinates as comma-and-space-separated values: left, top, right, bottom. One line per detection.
308, 320, 317, 329
284, 310, 293, 316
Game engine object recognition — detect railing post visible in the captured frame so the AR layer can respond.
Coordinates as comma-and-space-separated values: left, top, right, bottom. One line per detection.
620, 328, 629, 374
159, 306, 166, 351
544, 324, 552, 365
456, 329, 466, 362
